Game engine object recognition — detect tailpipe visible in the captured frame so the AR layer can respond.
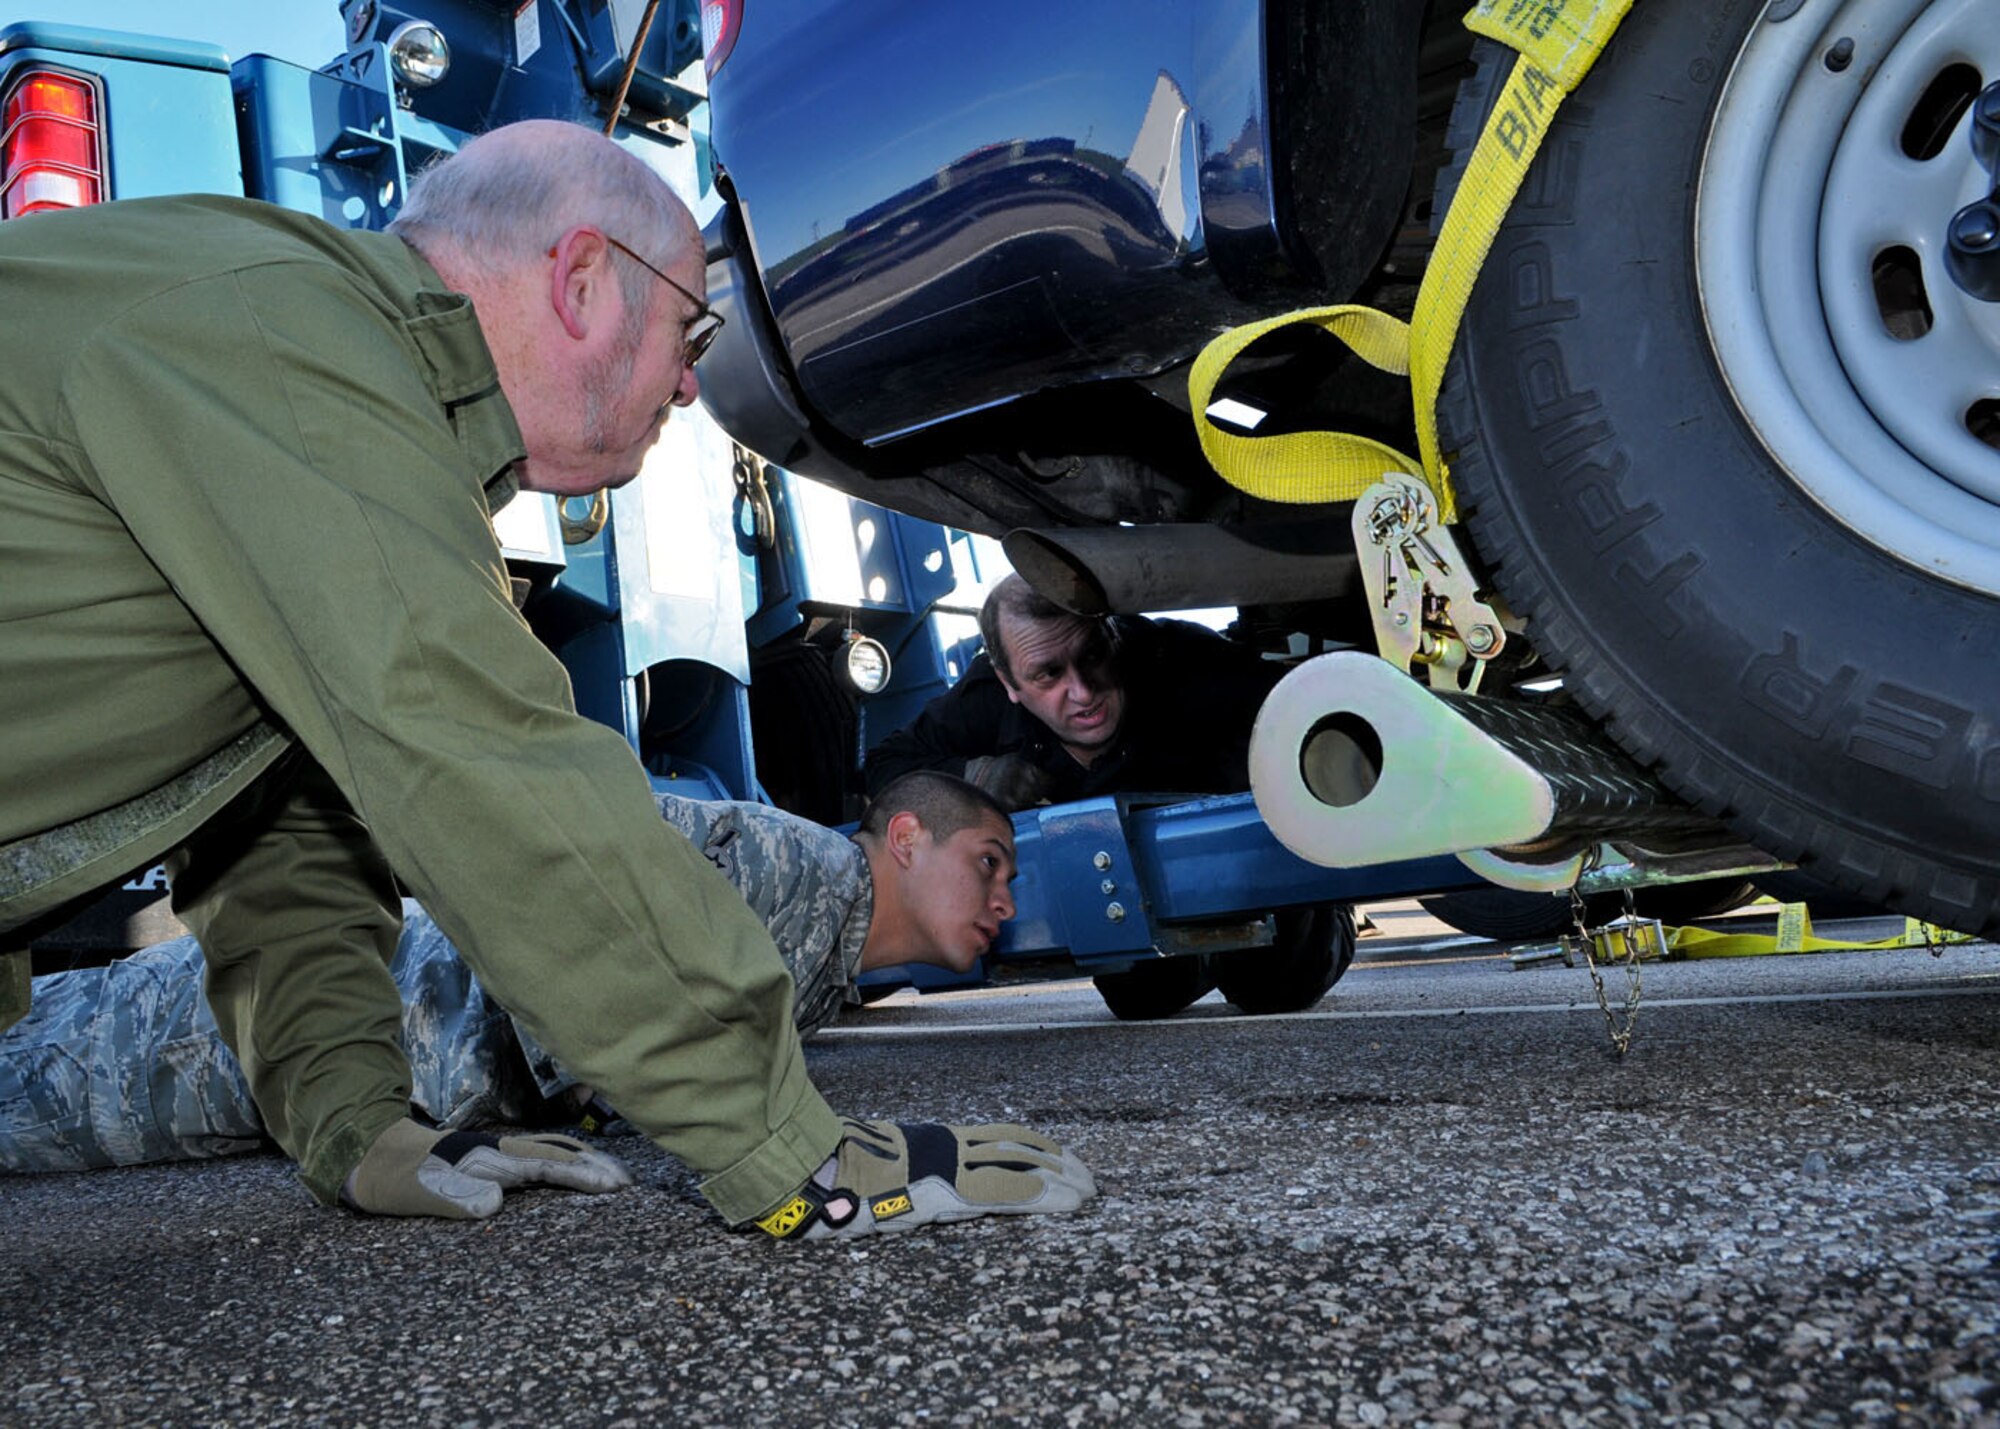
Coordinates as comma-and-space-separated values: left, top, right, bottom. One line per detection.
1003, 521, 1358, 616
1250, 652, 1739, 873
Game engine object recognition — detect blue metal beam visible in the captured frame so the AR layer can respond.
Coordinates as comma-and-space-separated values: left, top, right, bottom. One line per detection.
990, 791, 1485, 968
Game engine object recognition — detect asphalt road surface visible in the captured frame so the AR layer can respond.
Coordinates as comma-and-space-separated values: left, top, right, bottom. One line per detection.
5, 904, 1999, 1427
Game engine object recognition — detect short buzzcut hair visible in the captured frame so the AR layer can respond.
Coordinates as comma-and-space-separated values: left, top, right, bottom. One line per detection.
976, 574, 1075, 687
858, 771, 1011, 843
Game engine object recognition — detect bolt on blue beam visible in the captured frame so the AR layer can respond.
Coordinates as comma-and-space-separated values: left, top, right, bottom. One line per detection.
997, 797, 1155, 961
991, 791, 1487, 965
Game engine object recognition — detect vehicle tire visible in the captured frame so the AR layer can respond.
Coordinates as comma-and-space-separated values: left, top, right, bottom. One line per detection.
1214, 904, 1357, 1015
1418, 887, 1575, 942
1436, 3, 2000, 936
1755, 870, 1892, 922
1093, 956, 1214, 1021
1420, 879, 1757, 942
745, 640, 858, 826
1629, 879, 1759, 925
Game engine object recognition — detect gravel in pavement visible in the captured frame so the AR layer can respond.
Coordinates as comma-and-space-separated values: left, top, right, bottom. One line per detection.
3, 938, 1997, 1426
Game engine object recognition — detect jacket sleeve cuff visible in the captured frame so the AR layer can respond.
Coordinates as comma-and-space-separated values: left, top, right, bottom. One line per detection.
698, 1090, 843, 1226
0, 949, 28, 1036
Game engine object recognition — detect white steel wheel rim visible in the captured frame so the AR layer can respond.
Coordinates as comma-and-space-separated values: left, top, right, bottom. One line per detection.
1697, 0, 2000, 596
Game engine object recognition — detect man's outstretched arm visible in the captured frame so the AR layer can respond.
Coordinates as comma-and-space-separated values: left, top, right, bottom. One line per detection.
861, 661, 1020, 794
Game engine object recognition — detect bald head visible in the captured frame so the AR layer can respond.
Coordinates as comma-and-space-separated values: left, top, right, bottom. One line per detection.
389, 120, 698, 317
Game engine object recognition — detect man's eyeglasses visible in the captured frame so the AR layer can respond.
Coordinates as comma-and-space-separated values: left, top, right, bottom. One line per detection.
562, 234, 724, 367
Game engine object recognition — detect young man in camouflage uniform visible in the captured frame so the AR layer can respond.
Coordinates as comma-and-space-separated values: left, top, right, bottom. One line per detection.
2, 774, 1017, 1177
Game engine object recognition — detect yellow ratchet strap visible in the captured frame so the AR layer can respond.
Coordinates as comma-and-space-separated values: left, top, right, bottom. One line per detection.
1188, 0, 1638, 523
1186, 305, 1418, 506
1663, 907, 1977, 961
1577, 904, 1976, 963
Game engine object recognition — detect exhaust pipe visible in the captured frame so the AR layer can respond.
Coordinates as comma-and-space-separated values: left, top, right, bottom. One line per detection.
1250, 652, 1739, 871
1003, 521, 1359, 616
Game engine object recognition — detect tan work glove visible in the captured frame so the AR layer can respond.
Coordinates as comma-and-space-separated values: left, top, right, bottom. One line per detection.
341, 1117, 633, 1220
755, 1117, 1095, 1241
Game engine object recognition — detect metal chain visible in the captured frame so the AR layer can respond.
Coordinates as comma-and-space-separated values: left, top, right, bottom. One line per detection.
1568, 885, 1644, 1055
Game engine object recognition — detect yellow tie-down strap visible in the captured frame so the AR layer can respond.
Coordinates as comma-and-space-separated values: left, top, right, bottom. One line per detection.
1591, 905, 1979, 962
1666, 906, 1978, 961
1188, 0, 1638, 524
1186, 305, 1419, 508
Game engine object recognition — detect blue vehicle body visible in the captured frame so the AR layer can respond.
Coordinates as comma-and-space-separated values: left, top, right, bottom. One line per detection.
696, 0, 1435, 541
706, 1, 1375, 444
3, 4, 1483, 996
713, 8, 1250, 445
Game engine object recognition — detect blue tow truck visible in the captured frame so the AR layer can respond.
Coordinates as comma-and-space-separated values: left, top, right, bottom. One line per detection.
1, 3, 1503, 1021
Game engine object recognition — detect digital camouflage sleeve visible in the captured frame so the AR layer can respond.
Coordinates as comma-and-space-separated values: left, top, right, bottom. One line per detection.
0, 794, 872, 1173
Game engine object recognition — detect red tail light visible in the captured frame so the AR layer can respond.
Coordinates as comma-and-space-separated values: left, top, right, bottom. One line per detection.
701, 0, 742, 79
2, 70, 105, 220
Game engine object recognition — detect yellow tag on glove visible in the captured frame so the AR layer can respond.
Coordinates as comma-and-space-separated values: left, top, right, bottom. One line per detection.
870, 1193, 913, 1221
755, 1193, 815, 1238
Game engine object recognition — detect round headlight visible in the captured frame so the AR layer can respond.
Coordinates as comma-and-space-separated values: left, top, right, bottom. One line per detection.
388, 21, 452, 88
840, 635, 892, 695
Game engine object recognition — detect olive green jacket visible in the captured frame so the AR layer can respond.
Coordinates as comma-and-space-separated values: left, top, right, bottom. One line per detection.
0, 195, 836, 1221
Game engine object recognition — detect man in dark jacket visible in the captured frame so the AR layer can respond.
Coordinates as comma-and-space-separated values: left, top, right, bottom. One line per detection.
865, 575, 1285, 809
865, 576, 1360, 1023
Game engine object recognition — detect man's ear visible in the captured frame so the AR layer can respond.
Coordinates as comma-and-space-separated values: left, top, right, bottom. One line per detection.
547, 227, 616, 342
996, 672, 1022, 707
885, 809, 926, 869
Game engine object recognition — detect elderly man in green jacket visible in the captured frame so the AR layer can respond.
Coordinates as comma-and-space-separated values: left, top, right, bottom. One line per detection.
0, 120, 1090, 1242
